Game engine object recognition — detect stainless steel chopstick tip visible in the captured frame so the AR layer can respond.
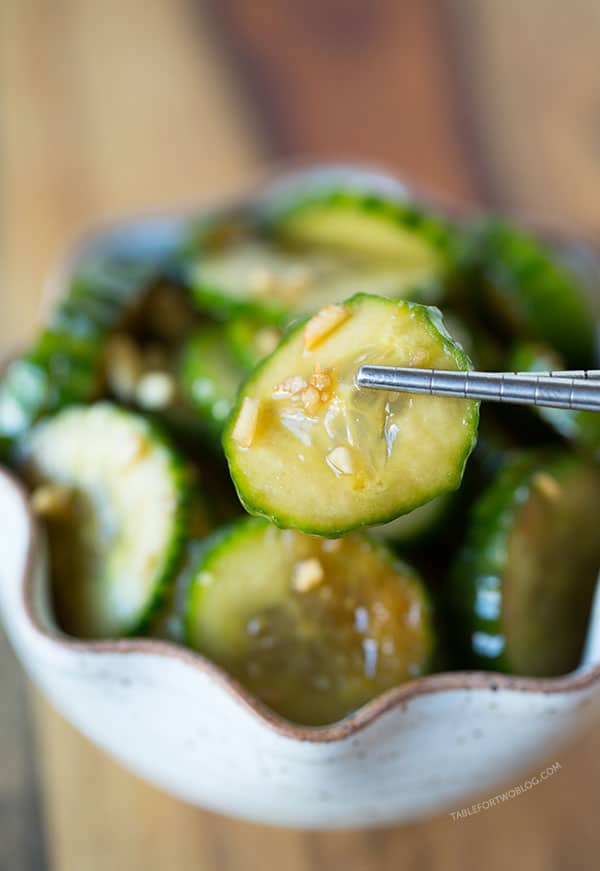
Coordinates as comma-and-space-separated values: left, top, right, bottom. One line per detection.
355, 366, 600, 413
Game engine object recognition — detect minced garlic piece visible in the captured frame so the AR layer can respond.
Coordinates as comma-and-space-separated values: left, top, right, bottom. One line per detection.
304, 304, 350, 351
292, 557, 324, 592
327, 446, 354, 475
301, 386, 321, 414
232, 397, 260, 448
31, 484, 73, 517
105, 334, 144, 401
273, 375, 307, 398
135, 372, 176, 410
532, 472, 561, 501
310, 365, 333, 394
274, 365, 336, 411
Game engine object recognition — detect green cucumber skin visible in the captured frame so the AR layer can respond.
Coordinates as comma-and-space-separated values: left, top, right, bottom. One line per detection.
144, 482, 216, 642
184, 515, 437, 673
0, 335, 102, 462
147, 539, 209, 643
225, 318, 276, 372
144, 530, 213, 642
125, 436, 191, 637
108, 407, 193, 638
183, 518, 266, 650
49, 295, 123, 341
177, 326, 243, 441
179, 213, 287, 322
183, 517, 261, 648
448, 454, 534, 672
225, 319, 260, 372
265, 188, 454, 259
448, 452, 590, 673
223, 293, 480, 538
188, 276, 287, 324
465, 220, 595, 367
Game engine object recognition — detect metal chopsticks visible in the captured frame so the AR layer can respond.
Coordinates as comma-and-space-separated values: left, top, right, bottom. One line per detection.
355, 367, 600, 412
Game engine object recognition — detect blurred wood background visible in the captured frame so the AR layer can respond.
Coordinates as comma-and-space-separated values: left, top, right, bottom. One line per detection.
2, 0, 600, 868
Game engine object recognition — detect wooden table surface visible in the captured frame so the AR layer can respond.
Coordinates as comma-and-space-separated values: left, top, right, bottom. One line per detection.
2, 1, 600, 868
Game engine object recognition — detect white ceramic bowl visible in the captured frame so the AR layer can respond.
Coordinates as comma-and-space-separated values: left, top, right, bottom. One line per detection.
2, 165, 600, 829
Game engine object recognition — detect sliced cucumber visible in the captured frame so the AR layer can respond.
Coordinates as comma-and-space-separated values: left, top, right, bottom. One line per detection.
186, 190, 452, 321
146, 482, 214, 642
177, 326, 244, 439
146, 539, 207, 643
224, 294, 479, 536
185, 517, 434, 726
466, 220, 595, 366
509, 342, 600, 452
369, 493, 451, 546
100, 329, 209, 453
18, 403, 188, 638
146, 475, 214, 642
50, 296, 122, 341
450, 452, 600, 676
226, 317, 283, 372
270, 187, 451, 267
189, 238, 445, 323
0, 333, 101, 459
0, 257, 160, 456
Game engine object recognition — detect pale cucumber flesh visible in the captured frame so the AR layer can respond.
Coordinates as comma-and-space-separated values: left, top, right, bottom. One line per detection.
225, 294, 479, 535
186, 518, 434, 725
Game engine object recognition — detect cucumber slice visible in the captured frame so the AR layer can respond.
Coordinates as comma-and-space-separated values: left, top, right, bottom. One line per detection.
450, 452, 600, 676
0, 256, 160, 456
185, 517, 434, 726
271, 188, 450, 267
100, 329, 209, 453
186, 190, 452, 321
146, 539, 207, 643
466, 220, 595, 366
69, 257, 160, 306
224, 294, 479, 536
189, 238, 445, 323
147, 483, 214, 642
369, 493, 450, 546
0, 333, 101, 459
18, 403, 188, 638
177, 326, 244, 439
509, 343, 600, 452
226, 317, 283, 372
